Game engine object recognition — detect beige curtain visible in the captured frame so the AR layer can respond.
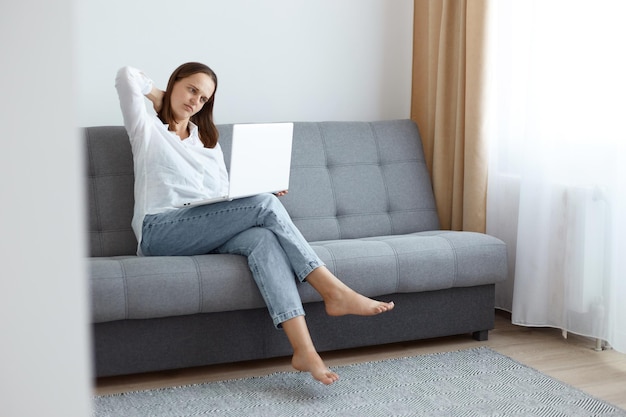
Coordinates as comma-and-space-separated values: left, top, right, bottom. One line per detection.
411, 0, 491, 232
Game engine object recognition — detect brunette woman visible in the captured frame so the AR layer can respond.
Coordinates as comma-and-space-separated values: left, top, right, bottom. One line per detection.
115, 63, 394, 385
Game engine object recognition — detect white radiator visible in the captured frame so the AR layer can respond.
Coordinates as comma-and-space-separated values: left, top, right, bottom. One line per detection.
558, 184, 608, 315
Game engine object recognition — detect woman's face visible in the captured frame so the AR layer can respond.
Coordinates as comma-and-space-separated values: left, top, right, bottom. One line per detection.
170, 72, 216, 121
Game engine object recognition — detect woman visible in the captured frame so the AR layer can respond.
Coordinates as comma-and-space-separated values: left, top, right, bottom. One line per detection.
115, 63, 394, 385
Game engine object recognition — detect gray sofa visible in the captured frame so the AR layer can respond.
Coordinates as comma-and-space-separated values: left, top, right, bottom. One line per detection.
87, 119, 507, 378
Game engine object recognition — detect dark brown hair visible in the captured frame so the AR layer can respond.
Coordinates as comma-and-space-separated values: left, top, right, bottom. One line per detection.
159, 62, 219, 148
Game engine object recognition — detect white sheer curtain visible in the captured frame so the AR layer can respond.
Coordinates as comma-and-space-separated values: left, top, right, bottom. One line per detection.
486, 0, 626, 352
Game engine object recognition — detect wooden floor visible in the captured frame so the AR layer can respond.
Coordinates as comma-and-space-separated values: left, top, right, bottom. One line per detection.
95, 311, 626, 409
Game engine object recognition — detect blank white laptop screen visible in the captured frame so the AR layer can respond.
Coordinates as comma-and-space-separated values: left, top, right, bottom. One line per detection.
177, 122, 294, 208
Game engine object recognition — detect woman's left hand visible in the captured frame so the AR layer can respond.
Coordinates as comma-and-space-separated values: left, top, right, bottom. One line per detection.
274, 190, 288, 197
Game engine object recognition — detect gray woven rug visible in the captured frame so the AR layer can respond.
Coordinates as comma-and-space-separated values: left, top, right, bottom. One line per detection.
93, 347, 625, 417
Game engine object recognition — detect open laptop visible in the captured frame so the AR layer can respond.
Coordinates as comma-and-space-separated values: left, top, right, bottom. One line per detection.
178, 122, 294, 208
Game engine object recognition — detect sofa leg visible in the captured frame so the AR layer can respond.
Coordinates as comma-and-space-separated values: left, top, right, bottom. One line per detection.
472, 330, 488, 341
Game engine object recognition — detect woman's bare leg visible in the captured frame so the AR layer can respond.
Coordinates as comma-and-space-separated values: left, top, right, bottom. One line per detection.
282, 316, 339, 385
305, 266, 395, 316
281, 267, 393, 384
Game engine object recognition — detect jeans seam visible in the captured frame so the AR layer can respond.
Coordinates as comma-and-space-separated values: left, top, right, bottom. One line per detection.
225, 242, 281, 322
144, 204, 265, 228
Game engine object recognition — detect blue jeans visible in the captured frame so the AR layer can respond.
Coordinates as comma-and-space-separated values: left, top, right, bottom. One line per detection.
140, 193, 324, 327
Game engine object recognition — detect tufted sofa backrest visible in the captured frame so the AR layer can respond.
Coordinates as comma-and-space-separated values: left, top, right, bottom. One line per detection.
85, 120, 439, 257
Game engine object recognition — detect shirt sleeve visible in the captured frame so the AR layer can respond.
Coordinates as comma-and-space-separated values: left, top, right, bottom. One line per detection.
115, 66, 154, 141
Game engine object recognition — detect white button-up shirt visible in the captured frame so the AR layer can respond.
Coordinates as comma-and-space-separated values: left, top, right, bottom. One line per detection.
115, 66, 229, 255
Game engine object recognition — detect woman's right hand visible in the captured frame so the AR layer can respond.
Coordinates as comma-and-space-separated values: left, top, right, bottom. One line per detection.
146, 87, 165, 113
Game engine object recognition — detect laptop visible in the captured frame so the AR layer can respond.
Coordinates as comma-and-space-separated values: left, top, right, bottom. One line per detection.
178, 122, 294, 208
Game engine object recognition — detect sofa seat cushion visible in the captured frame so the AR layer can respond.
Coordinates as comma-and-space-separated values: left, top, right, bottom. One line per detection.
90, 231, 506, 324
305, 231, 507, 299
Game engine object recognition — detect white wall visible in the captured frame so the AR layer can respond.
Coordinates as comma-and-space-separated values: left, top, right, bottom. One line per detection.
76, 0, 414, 126
1, 1, 91, 417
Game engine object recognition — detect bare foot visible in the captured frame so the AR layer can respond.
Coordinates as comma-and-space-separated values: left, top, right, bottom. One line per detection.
305, 267, 395, 317
292, 349, 339, 385
324, 286, 395, 317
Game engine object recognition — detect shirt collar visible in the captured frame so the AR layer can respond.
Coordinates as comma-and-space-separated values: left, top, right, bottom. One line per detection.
161, 120, 201, 145
188, 121, 199, 137
185, 122, 202, 146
